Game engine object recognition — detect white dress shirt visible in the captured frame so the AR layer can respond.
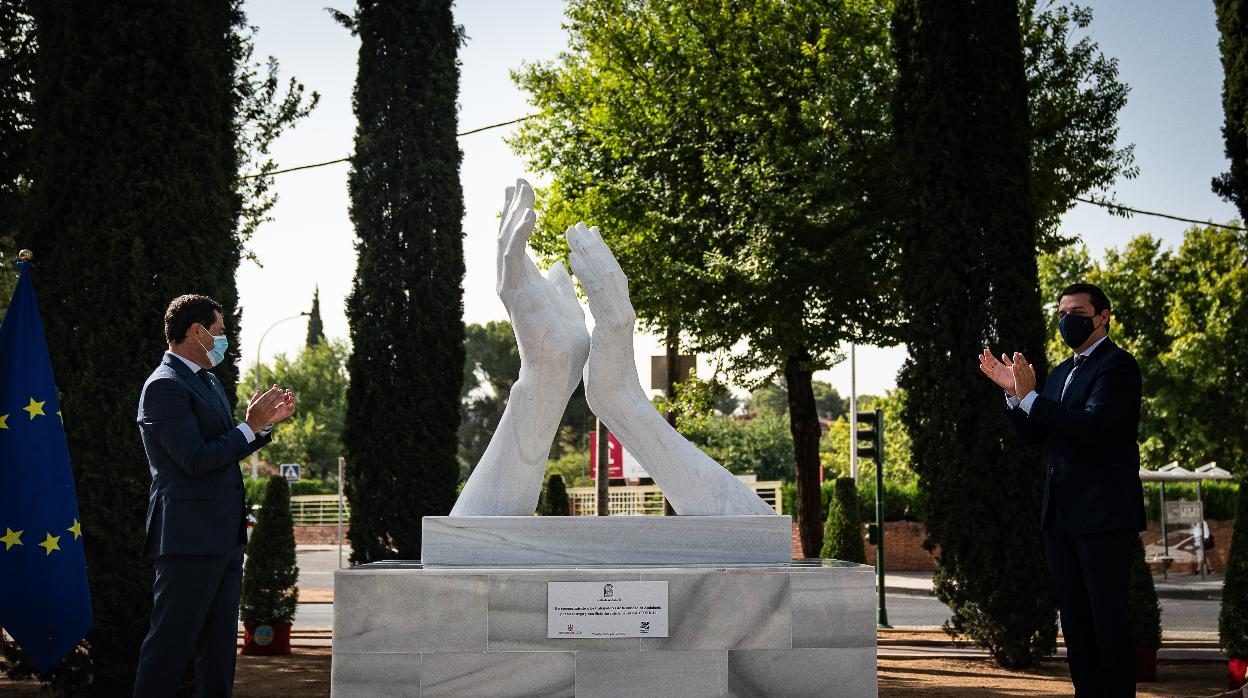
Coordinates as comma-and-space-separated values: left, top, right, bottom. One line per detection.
1006, 335, 1109, 414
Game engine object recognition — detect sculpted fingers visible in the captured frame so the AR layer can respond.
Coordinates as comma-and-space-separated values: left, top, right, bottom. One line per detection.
546, 260, 578, 301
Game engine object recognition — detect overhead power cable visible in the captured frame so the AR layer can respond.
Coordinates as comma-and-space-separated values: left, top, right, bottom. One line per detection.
239, 115, 1245, 234
239, 114, 538, 180
1075, 196, 1245, 232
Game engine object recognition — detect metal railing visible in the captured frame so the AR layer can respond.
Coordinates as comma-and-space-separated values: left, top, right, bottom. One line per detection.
289, 495, 349, 525
565, 481, 783, 516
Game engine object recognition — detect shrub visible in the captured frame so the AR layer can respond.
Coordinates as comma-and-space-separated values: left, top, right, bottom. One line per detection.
1128, 536, 1162, 647
240, 476, 299, 625
538, 474, 571, 516
245, 476, 336, 506
1220, 480, 1248, 656
782, 479, 925, 524
820, 478, 867, 563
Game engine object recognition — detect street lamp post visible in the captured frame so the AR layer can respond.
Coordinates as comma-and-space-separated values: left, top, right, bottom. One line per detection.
250, 312, 310, 479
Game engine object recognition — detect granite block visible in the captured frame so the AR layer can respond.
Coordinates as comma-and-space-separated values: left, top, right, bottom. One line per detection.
487, 570, 641, 651
334, 570, 488, 653
422, 516, 792, 566
330, 652, 421, 698
640, 570, 790, 651
576, 650, 728, 698
790, 568, 876, 649
728, 646, 877, 697
422, 651, 575, 697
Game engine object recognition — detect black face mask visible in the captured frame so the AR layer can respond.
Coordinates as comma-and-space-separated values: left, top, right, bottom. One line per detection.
1058, 313, 1098, 349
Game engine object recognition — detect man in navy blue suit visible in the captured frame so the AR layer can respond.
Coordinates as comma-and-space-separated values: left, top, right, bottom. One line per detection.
979, 283, 1144, 697
133, 295, 296, 697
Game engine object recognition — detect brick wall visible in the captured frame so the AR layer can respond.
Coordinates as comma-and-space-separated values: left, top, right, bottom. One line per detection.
790, 521, 937, 571
791, 519, 1235, 575
294, 524, 348, 546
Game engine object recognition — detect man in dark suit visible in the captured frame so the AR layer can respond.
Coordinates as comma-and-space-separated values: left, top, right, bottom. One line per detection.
133, 295, 296, 697
979, 282, 1144, 697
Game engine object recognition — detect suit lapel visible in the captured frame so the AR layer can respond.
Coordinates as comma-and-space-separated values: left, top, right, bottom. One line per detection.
1047, 358, 1074, 402
1060, 338, 1114, 405
163, 352, 232, 429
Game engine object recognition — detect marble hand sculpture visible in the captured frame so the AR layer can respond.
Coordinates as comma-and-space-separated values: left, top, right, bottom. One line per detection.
451, 181, 591, 515
452, 180, 774, 517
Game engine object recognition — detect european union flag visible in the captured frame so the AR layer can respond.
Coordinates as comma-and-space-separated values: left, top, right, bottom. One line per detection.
0, 258, 92, 673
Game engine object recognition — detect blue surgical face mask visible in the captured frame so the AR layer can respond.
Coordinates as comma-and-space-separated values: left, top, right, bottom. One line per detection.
196, 325, 229, 368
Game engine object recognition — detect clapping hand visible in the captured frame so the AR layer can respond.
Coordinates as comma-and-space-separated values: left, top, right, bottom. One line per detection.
245, 385, 296, 432
977, 348, 1037, 399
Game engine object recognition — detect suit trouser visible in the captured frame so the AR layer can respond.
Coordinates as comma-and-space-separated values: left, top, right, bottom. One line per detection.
133, 544, 245, 698
1044, 525, 1136, 698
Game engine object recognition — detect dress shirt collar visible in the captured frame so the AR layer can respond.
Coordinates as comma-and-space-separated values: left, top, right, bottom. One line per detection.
169, 350, 203, 374
1076, 335, 1109, 359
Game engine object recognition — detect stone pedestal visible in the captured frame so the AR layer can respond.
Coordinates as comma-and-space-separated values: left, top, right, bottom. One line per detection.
331, 560, 877, 697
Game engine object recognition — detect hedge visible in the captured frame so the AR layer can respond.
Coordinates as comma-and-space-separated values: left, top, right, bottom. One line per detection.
782, 480, 926, 525
245, 476, 337, 507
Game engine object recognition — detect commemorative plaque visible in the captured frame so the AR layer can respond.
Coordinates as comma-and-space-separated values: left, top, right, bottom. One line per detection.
547, 581, 669, 638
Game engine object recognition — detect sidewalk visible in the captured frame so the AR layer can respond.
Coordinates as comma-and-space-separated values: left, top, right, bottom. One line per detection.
885, 570, 1224, 600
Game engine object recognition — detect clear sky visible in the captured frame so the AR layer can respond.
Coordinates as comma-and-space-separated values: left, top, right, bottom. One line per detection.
236, 0, 1236, 401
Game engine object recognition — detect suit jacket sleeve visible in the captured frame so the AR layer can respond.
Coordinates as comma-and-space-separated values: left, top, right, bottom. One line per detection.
1005, 403, 1050, 446
140, 376, 253, 477
242, 429, 274, 458
1024, 351, 1142, 447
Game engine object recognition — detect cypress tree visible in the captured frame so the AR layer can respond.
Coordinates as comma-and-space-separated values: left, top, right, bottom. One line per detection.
1213, 0, 1248, 222
892, 0, 1055, 668
240, 476, 299, 626
15, 2, 243, 690
538, 474, 570, 517
306, 285, 324, 347
341, 0, 465, 563
1128, 536, 1161, 649
1221, 480, 1248, 658
820, 478, 866, 564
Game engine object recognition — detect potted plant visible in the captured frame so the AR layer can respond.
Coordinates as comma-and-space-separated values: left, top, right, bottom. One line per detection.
821, 477, 867, 563
1128, 536, 1162, 680
240, 475, 299, 655
1221, 479, 1248, 689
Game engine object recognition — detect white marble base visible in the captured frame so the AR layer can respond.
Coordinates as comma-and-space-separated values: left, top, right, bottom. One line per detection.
332, 561, 878, 697
421, 515, 793, 566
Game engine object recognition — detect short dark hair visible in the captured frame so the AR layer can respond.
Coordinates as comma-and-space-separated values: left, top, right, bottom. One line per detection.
1058, 283, 1111, 315
165, 294, 222, 343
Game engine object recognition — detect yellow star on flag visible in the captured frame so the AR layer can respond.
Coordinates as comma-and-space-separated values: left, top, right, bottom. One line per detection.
0, 413, 8, 429
1, 528, 22, 550
68, 519, 81, 540
39, 532, 61, 555
23, 397, 46, 420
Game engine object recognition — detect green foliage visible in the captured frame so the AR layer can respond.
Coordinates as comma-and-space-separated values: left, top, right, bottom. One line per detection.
782, 479, 925, 524
747, 379, 847, 421
0, 0, 32, 327
820, 478, 867, 563
244, 476, 337, 507
893, 0, 1055, 669
241, 476, 299, 624
1128, 537, 1162, 647
1021, 0, 1136, 248
537, 474, 571, 516
1039, 224, 1248, 475
682, 411, 795, 482
822, 390, 915, 486
1221, 481, 1248, 656
239, 340, 348, 480
343, 0, 465, 563
545, 451, 590, 489
1213, 0, 1248, 222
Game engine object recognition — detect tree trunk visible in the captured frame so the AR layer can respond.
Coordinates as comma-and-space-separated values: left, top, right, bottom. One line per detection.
785, 347, 823, 557
663, 326, 679, 515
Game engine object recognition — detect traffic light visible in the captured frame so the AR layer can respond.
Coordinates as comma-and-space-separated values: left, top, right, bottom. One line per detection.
856, 409, 884, 463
